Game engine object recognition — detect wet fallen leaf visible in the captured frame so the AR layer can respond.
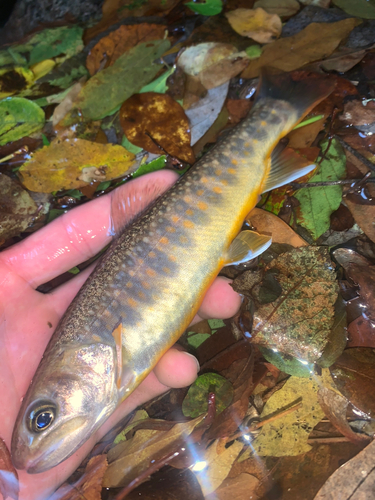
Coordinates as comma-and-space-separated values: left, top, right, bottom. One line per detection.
318, 46, 368, 73
253, 0, 300, 17
295, 138, 347, 240
205, 472, 260, 500
287, 117, 326, 149
52, 79, 86, 127
177, 43, 249, 90
186, 0, 223, 16
119, 92, 194, 163
0, 173, 39, 243
186, 82, 229, 146
330, 204, 355, 232
317, 369, 371, 446
0, 97, 45, 146
247, 208, 308, 247
241, 18, 361, 78
103, 414, 206, 487
347, 316, 375, 348
226, 99, 252, 126
333, 0, 375, 19
0, 67, 34, 98
182, 373, 233, 418
314, 437, 375, 500
86, 23, 166, 76
113, 410, 149, 445
64, 40, 170, 122
192, 439, 244, 496
340, 99, 375, 133
330, 348, 375, 417
19, 138, 136, 192
51, 455, 107, 500
0, 437, 19, 500
225, 8, 282, 44
252, 376, 324, 456
237, 247, 339, 362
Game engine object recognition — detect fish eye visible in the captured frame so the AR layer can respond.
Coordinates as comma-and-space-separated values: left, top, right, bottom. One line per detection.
28, 403, 57, 433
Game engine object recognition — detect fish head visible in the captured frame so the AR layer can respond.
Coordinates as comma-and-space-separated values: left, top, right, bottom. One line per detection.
12, 342, 119, 473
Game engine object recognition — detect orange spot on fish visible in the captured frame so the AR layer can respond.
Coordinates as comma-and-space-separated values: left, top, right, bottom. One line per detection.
197, 201, 208, 210
228, 168, 236, 174
261, 121, 267, 126
166, 225, 176, 233
129, 270, 135, 277
244, 142, 250, 147
93, 334, 102, 342
213, 186, 222, 194
201, 177, 208, 184
196, 189, 204, 196
138, 291, 146, 299
169, 254, 177, 262
126, 282, 132, 288
127, 297, 138, 308
163, 267, 171, 274
215, 169, 222, 176
183, 220, 194, 228
141, 282, 150, 290
184, 196, 192, 203
146, 268, 156, 277
149, 251, 156, 258
253, 139, 258, 144
221, 179, 228, 186
180, 236, 188, 244
186, 209, 194, 216
231, 159, 238, 165
160, 236, 169, 245
172, 215, 179, 223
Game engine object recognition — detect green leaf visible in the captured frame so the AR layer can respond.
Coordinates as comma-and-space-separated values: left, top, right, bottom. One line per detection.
182, 373, 233, 418
96, 180, 112, 192
66, 40, 170, 122
245, 45, 262, 59
333, 0, 375, 19
187, 332, 211, 348
139, 66, 174, 94
68, 266, 80, 275
207, 318, 225, 332
0, 97, 45, 146
293, 114, 324, 130
294, 138, 346, 240
121, 135, 143, 155
132, 155, 167, 179
185, 0, 223, 16
41, 134, 50, 146
260, 347, 313, 377
46, 208, 66, 223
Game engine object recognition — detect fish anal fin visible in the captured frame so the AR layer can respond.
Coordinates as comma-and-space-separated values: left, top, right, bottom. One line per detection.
262, 146, 316, 193
225, 230, 272, 266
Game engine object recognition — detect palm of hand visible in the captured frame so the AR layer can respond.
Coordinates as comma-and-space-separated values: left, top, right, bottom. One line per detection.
0, 171, 240, 500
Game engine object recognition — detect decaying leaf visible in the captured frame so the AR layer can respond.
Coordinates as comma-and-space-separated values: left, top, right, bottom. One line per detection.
295, 138, 347, 240
185, 0, 223, 16
0, 437, 19, 500
318, 46, 368, 73
103, 414, 206, 488
19, 138, 136, 192
205, 472, 260, 500
119, 92, 194, 163
177, 43, 249, 90
65, 40, 170, 122
52, 79, 86, 127
225, 8, 282, 44
242, 247, 339, 362
253, 0, 300, 17
252, 376, 324, 456
347, 316, 375, 349
241, 18, 361, 78
192, 439, 243, 496
0, 67, 35, 98
51, 455, 107, 500
86, 23, 167, 76
0, 97, 45, 146
182, 373, 234, 418
333, 0, 375, 19
0, 173, 39, 243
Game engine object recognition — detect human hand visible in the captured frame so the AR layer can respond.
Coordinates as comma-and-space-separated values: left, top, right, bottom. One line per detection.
0, 170, 241, 500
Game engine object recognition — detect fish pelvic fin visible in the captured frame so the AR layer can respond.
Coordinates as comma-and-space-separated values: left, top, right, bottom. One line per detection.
224, 230, 272, 266
256, 69, 335, 121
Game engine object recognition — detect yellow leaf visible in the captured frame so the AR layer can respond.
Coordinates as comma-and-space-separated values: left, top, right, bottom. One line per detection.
19, 138, 136, 193
242, 17, 361, 78
225, 8, 282, 44
31, 59, 56, 81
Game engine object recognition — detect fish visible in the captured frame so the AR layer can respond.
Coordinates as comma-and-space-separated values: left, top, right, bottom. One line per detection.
11, 71, 334, 473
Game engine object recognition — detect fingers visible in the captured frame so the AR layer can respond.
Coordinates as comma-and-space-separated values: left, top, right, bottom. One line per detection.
194, 276, 241, 322
0, 171, 178, 288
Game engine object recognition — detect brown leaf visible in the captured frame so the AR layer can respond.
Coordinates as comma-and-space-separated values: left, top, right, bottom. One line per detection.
241, 18, 361, 78
205, 472, 260, 500
314, 439, 375, 500
253, 0, 300, 17
330, 348, 375, 417
319, 46, 368, 73
226, 8, 282, 44
347, 316, 375, 349
247, 208, 308, 247
86, 24, 166, 76
226, 99, 252, 125
120, 92, 195, 163
287, 116, 326, 149
53, 455, 107, 500
330, 204, 355, 232
0, 438, 19, 500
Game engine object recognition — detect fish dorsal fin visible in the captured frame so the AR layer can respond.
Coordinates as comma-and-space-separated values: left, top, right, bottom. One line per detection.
224, 230, 272, 266
262, 146, 316, 193
111, 170, 178, 235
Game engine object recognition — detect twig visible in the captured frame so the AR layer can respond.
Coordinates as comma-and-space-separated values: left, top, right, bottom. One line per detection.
307, 436, 350, 444
0, 152, 15, 164
290, 177, 375, 189
335, 135, 375, 173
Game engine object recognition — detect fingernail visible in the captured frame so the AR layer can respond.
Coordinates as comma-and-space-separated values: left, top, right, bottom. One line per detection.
184, 352, 200, 372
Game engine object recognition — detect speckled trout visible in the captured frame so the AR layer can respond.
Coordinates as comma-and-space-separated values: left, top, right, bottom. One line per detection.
12, 72, 334, 473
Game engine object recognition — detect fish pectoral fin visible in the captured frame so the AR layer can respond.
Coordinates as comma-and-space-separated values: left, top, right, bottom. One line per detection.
262, 145, 316, 193
224, 230, 272, 266
112, 323, 124, 390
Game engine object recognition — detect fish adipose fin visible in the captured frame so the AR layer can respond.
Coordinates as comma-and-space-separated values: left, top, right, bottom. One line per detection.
262, 145, 316, 193
224, 230, 272, 266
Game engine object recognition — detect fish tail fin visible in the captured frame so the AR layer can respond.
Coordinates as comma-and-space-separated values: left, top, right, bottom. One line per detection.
256, 69, 335, 123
